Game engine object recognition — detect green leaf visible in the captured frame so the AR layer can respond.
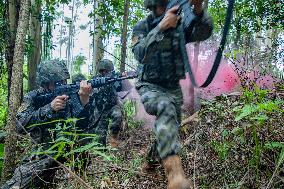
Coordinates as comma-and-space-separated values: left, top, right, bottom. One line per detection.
250, 114, 268, 123
221, 129, 229, 138
64, 142, 103, 156
265, 142, 284, 150
91, 150, 113, 161
232, 106, 242, 112
235, 105, 257, 121
231, 127, 243, 135
278, 148, 284, 166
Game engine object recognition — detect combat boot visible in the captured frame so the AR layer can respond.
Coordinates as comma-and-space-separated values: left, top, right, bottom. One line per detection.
108, 133, 119, 148
141, 161, 160, 174
162, 155, 192, 189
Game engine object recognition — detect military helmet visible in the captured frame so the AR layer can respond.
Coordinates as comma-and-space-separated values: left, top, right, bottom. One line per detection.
36, 59, 70, 86
144, 0, 168, 9
96, 59, 114, 73
72, 73, 86, 83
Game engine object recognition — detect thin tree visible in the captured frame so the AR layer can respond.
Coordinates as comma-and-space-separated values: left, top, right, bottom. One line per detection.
92, 0, 103, 74
5, 0, 20, 99
120, 0, 130, 73
190, 0, 209, 113
28, 0, 41, 91
2, 0, 31, 181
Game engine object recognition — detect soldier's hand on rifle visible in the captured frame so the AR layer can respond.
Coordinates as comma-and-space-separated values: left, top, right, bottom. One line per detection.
190, 0, 203, 15
158, 6, 181, 31
78, 80, 92, 106
51, 95, 69, 112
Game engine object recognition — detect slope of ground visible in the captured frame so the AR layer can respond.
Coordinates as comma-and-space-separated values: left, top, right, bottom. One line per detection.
57, 89, 283, 189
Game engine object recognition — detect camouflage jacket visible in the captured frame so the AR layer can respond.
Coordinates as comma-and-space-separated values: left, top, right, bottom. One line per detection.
90, 83, 118, 113
16, 87, 92, 144
111, 72, 123, 92
132, 11, 214, 89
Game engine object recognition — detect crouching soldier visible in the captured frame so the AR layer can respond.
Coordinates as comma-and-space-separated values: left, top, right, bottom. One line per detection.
1, 59, 93, 189
89, 59, 124, 148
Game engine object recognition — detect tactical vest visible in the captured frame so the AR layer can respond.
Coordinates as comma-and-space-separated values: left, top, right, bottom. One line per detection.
141, 20, 186, 88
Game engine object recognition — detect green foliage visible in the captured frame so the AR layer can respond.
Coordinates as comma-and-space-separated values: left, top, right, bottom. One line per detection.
72, 54, 86, 75
0, 0, 7, 75
265, 142, 284, 167
233, 87, 284, 178
209, 0, 283, 33
0, 143, 4, 173
211, 140, 231, 161
123, 100, 143, 129
210, 1, 283, 81
0, 74, 7, 129
233, 87, 283, 122
33, 118, 113, 171
199, 87, 283, 187
88, 0, 146, 39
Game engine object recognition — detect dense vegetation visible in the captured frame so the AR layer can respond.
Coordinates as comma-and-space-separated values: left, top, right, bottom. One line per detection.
0, 0, 282, 188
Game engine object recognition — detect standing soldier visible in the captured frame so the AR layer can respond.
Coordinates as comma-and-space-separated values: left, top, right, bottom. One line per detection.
90, 59, 124, 147
1, 59, 93, 189
132, 0, 213, 188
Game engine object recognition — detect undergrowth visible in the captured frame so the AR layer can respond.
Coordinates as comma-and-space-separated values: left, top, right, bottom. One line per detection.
187, 86, 284, 188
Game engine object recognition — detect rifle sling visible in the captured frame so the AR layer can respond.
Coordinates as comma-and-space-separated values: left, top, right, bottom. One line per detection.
185, 0, 235, 88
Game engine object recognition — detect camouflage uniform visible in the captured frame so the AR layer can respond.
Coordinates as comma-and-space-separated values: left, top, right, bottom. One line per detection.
1, 59, 92, 189
89, 59, 123, 145
132, 4, 213, 160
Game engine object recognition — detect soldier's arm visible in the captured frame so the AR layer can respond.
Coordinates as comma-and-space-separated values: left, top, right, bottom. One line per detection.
70, 93, 92, 123
132, 19, 163, 63
16, 93, 55, 133
186, 11, 214, 42
71, 81, 93, 130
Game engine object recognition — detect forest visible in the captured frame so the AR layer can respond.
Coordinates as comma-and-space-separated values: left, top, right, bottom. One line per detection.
0, 0, 283, 188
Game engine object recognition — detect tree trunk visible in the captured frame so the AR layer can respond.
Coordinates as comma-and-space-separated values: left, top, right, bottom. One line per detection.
28, 0, 41, 91
2, 0, 30, 181
42, 11, 52, 60
59, 5, 65, 58
92, 0, 103, 74
5, 0, 19, 100
192, 42, 200, 112
66, 0, 76, 79
120, 0, 130, 73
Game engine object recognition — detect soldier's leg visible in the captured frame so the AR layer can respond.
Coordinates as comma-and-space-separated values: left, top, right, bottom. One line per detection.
144, 88, 182, 169
138, 85, 192, 188
109, 104, 123, 135
138, 85, 182, 159
108, 104, 123, 147
94, 113, 109, 146
1, 156, 58, 189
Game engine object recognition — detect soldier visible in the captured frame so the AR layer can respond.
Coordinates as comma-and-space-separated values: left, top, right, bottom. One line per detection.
72, 73, 87, 83
1, 59, 93, 189
132, 0, 213, 188
90, 59, 123, 147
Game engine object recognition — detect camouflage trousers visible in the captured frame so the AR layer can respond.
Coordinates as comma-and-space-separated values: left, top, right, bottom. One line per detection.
1, 155, 58, 189
93, 104, 123, 145
1, 152, 90, 189
137, 83, 182, 160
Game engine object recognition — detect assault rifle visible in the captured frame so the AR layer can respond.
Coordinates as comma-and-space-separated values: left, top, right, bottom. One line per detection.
34, 75, 137, 106
151, 0, 235, 88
